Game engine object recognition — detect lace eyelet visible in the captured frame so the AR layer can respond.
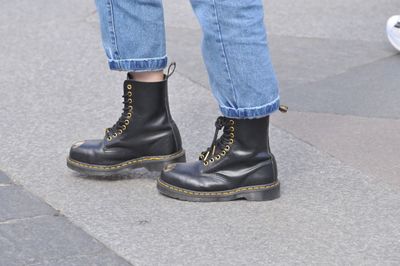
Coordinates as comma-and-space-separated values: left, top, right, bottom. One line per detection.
127, 91, 132, 97
209, 158, 214, 163
204, 161, 209, 166
127, 113, 132, 118
230, 133, 234, 138
125, 120, 130, 125
118, 129, 123, 134
113, 133, 117, 137
221, 150, 226, 156
225, 145, 230, 151
122, 125, 127, 130
215, 155, 221, 160
128, 99, 133, 104
229, 126, 234, 132
128, 106, 133, 111
229, 139, 234, 144
229, 120, 235, 125
107, 136, 112, 141
127, 84, 132, 90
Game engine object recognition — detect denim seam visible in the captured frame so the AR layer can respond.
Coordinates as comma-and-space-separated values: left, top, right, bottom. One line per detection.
107, 56, 168, 71
211, 0, 238, 106
220, 96, 280, 111
108, 55, 168, 62
107, 0, 120, 67
219, 96, 280, 118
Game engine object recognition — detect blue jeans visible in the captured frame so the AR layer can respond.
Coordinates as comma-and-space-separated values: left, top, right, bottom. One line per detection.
95, 0, 280, 118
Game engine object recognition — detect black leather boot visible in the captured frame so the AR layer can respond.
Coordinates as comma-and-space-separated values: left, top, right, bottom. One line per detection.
67, 67, 185, 176
157, 116, 279, 201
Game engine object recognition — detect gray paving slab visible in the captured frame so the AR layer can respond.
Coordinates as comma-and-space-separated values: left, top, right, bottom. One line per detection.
0, 176, 131, 266
0, 0, 93, 25
0, 215, 131, 266
272, 111, 400, 185
264, 0, 400, 42
281, 55, 400, 118
0, 185, 56, 222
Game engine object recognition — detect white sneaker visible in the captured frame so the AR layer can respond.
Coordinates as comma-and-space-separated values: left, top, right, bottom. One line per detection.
387, 15, 400, 51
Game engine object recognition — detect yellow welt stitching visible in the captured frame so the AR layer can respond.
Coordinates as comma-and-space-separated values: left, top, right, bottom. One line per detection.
67, 152, 183, 170
158, 179, 279, 197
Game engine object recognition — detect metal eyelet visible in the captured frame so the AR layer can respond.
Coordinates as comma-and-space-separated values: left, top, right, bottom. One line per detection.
229, 120, 235, 125
229, 139, 234, 144
229, 126, 234, 132
203, 161, 209, 166
199, 155, 204, 160
107, 136, 112, 141
113, 133, 117, 137
127, 91, 132, 97
230, 133, 234, 138
122, 125, 127, 130
127, 113, 132, 118
225, 145, 231, 151
215, 155, 221, 160
128, 99, 133, 104
209, 158, 214, 163
221, 150, 226, 156
124, 120, 130, 125
128, 106, 133, 111
117, 129, 123, 134
127, 84, 132, 90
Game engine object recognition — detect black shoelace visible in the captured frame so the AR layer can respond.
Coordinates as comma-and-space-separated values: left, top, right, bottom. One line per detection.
199, 117, 234, 162
105, 92, 132, 140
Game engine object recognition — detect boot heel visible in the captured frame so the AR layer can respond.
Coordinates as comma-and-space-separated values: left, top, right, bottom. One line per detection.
243, 183, 280, 201
144, 151, 186, 172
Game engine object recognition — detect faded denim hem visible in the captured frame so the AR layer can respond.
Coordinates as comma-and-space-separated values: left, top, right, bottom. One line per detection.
220, 96, 280, 119
108, 56, 168, 72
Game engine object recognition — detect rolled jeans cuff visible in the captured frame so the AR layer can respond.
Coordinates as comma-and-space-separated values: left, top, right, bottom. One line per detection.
220, 97, 280, 119
108, 56, 168, 72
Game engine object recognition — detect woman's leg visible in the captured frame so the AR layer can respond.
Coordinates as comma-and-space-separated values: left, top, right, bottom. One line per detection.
189, 0, 279, 118
158, 0, 281, 202
67, 0, 185, 175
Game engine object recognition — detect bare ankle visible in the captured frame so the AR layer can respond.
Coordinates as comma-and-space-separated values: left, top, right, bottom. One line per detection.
130, 71, 164, 82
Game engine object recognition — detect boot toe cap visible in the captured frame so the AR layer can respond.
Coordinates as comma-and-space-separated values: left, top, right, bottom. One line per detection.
69, 139, 103, 164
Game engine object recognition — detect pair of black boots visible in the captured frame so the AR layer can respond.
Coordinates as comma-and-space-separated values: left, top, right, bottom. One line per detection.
67, 67, 281, 202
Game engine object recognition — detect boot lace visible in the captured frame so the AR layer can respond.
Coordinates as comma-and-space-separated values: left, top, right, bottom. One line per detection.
199, 117, 235, 166
105, 84, 134, 141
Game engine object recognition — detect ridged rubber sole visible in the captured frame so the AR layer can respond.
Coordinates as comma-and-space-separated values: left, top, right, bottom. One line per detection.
67, 150, 186, 176
157, 179, 280, 202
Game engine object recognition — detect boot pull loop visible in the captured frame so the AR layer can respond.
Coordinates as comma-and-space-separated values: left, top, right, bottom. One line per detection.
166, 62, 177, 79
279, 105, 288, 113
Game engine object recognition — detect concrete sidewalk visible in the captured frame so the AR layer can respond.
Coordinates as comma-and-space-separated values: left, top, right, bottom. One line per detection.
1, 0, 399, 265
0, 171, 131, 266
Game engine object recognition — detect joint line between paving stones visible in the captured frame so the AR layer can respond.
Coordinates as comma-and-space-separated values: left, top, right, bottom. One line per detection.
27, 247, 134, 266
0, 214, 54, 225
